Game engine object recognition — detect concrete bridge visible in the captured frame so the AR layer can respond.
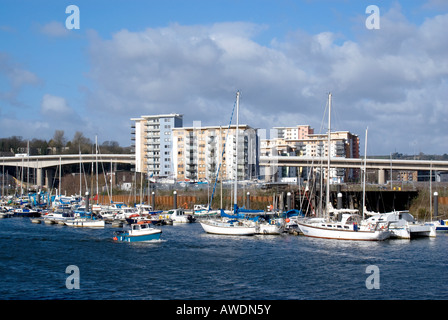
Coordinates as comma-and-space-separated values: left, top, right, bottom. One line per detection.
259, 156, 448, 183
1, 154, 135, 188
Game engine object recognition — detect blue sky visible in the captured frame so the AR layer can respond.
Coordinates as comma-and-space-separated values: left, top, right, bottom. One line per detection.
1, 0, 448, 155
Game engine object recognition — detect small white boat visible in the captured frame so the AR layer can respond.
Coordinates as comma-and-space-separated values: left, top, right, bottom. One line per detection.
256, 218, 285, 235
43, 209, 75, 222
365, 211, 436, 239
136, 204, 153, 215
115, 207, 139, 220
98, 210, 116, 221
113, 222, 162, 242
192, 204, 220, 216
64, 218, 105, 228
166, 208, 196, 223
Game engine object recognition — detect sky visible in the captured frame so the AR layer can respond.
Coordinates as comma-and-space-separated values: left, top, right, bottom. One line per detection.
1, 0, 447, 156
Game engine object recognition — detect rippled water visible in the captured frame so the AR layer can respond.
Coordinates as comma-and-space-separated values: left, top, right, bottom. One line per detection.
0, 218, 447, 300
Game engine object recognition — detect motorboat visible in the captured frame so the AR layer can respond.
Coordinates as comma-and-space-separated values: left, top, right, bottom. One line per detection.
113, 222, 162, 242
166, 208, 196, 223
364, 211, 436, 239
192, 204, 220, 217
43, 208, 75, 223
115, 207, 139, 220
256, 217, 285, 235
13, 207, 40, 217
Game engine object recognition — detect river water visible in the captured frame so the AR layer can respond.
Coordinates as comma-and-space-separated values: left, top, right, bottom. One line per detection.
0, 217, 447, 300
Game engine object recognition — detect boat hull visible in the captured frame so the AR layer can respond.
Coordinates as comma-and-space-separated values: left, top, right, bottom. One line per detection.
200, 220, 256, 236
298, 222, 390, 241
427, 220, 448, 232
64, 219, 105, 228
114, 230, 162, 242
256, 223, 283, 235
390, 225, 436, 239
13, 210, 40, 218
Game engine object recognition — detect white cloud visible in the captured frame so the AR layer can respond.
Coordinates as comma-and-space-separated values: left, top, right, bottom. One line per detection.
0, 53, 41, 107
84, 10, 448, 154
37, 21, 69, 37
40, 94, 81, 124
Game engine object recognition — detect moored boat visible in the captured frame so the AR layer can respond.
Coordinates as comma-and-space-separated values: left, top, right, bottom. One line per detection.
426, 219, 448, 232
256, 217, 285, 235
166, 208, 196, 223
200, 218, 257, 236
113, 222, 162, 242
365, 210, 436, 239
298, 213, 391, 241
13, 207, 40, 217
64, 215, 105, 228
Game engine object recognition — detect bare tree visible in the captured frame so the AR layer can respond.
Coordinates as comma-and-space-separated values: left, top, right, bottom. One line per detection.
70, 131, 93, 154
49, 130, 66, 154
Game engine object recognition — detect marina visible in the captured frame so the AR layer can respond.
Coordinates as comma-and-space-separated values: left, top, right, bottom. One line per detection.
0, 215, 447, 300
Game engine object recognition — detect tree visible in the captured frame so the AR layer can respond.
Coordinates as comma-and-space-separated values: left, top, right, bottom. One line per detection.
49, 130, 66, 154
69, 131, 93, 154
0, 136, 26, 154
29, 138, 49, 155
100, 141, 121, 154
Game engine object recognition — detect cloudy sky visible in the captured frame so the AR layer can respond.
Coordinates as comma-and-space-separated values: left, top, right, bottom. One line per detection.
1, 0, 447, 155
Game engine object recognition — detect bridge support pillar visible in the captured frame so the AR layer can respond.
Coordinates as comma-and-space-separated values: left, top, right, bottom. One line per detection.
378, 169, 386, 185
36, 168, 44, 189
44, 168, 55, 190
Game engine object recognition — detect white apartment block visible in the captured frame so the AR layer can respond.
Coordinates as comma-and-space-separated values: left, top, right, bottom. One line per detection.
261, 127, 360, 183
172, 123, 259, 182
273, 125, 314, 140
131, 114, 183, 177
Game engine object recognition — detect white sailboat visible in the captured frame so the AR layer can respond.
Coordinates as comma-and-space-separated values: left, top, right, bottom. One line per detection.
200, 91, 257, 236
297, 93, 390, 241
201, 216, 258, 235
64, 137, 105, 228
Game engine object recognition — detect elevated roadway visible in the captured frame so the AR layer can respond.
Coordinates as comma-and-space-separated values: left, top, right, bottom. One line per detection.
259, 156, 448, 171
1, 154, 135, 188
260, 156, 448, 184
0, 154, 135, 168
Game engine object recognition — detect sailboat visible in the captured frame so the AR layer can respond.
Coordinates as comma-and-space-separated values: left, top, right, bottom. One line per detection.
297, 93, 390, 241
200, 91, 257, 236
64, 137, 105, 228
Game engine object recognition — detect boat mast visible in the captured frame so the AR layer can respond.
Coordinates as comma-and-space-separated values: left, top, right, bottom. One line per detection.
79, 146, 82, 197
326, 92, 331, 219
362, 127, 368, 219
95, 135, 99, 205
233, 91, 240, 214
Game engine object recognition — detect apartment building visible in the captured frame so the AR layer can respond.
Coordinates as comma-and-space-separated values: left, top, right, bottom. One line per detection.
131, 114, 183, 177
262, 127, 360, 183
172, 124, 259, 182
273, 125, 314, 140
